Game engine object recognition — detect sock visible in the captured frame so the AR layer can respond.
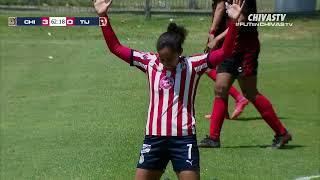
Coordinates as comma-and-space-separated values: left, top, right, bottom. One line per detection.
210, 97, 228, 140
252, 94, 287, 135
229, 86, 244, 102
207, 69, 217, 81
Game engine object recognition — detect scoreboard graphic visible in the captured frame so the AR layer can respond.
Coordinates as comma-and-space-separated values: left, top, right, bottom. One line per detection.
8, 17, 108, 27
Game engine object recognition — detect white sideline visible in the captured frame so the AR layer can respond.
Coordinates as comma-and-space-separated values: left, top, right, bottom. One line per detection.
295, 175, 320, 180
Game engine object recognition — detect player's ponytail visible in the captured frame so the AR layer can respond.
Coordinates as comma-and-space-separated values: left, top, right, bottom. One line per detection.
167, 23, 187, 45
157, 22, 188, 54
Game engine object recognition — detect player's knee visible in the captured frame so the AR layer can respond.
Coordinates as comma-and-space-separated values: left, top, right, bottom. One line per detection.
214, 84, 229, 99
177, 170, 200, 180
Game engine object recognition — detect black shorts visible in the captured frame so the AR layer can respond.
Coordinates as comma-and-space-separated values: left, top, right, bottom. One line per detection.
136, 135, 199, 172
217, 50, 260, 77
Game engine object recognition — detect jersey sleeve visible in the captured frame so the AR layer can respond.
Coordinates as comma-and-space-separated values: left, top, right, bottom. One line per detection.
100, 15, 156, 74
188, 53, 210, 75
101, 16, 132, 63
131, 50, 157, 73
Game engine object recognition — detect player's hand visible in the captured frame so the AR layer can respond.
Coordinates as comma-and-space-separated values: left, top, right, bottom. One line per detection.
93, 0, 112, 16
207, 38, 219, 50
208, 34, 215, 43
208, 35, 219, 50
204, 34, 215, 53
225, 0, 245, 22
205, 35, 219, 52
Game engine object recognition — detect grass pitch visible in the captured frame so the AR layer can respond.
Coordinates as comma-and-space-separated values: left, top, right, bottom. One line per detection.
1, 12, 320, 179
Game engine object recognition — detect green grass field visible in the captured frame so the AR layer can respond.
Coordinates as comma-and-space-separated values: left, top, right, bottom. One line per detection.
1, 12, 320, 180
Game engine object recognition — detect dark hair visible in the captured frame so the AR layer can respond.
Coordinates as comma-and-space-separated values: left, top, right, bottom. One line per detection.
156, 23, 187, 53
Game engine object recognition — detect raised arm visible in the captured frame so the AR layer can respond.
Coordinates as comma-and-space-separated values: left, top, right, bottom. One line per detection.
205, 0, 226, 52
94, 0, 131, 63
209, 0, 226, 35
94, 0, 155, 73
100, 16, 131, 63
207, 0, 245, 68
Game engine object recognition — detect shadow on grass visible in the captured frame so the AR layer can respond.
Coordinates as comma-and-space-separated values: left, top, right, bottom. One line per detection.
234, 116, 288, 121
222, 144, 305, 149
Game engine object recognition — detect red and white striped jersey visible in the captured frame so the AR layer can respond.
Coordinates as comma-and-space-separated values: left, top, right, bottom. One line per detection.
131, 50, 209, 136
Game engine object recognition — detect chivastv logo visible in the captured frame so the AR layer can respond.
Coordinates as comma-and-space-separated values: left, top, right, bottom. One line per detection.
237, 13, 293, 27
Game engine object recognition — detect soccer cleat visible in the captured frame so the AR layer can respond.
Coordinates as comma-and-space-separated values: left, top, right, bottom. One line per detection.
270, 132, 292, 149
230, 98, 249, 119
198, 135, 221, 148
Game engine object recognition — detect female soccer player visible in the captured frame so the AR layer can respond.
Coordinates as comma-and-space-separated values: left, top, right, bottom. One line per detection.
199, 0, 292, 149
93, 0, 244, 179
204, 0, 249, 120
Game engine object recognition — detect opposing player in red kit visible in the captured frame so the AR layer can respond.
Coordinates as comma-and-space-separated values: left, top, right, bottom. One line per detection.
204, 0, 249, 120
199, 0, 292, 149
93, 0, 245, 179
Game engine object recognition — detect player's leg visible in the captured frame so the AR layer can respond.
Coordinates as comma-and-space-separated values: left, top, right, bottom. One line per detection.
210, 72, 234, 137
229, 86, 246, 102
206, 69, 248, 120
200, 55, 243, 148
136, 136, 169, 179
206, 69, 244, 101
229, 84, 250, 120
176, 170, 200, 180
135, 169, 163, 180
237, 50, 291, 148
237, 75, 292, 148
200, 70, 235, 148
169, 136, 200, 180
